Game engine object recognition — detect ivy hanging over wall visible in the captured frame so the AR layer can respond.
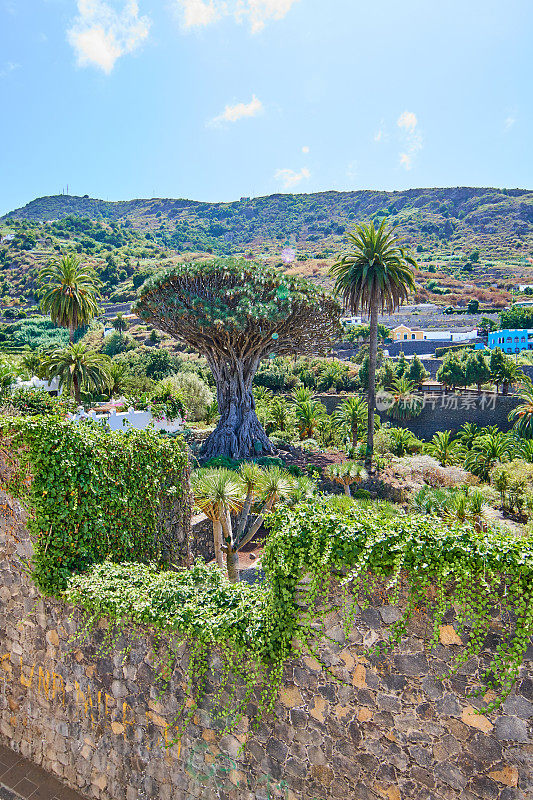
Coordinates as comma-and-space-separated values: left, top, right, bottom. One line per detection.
63, 498, 533, 736
0, 417, 189, 593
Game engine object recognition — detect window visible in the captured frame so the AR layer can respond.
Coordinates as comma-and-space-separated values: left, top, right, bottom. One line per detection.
404, 334, 408, 340
411, 334, 415, 339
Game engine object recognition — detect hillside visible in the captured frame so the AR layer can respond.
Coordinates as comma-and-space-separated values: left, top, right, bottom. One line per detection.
1, 187, 532, 330
4, 187, 533, 260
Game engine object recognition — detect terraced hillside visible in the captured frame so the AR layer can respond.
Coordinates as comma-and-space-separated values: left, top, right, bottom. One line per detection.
0, 187, 532, 322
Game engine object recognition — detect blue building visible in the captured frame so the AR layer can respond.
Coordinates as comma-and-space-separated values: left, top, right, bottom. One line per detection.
488, 328, 533, 354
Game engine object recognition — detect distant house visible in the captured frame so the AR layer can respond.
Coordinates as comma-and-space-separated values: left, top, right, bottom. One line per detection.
1, 233, 15, 243
488, 328, 533, 354
341, 315, 363, 327
391, 325, 425, 341
512, 300, 533, 308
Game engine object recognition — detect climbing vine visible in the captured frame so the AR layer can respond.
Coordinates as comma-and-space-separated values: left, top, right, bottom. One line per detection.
63, 499, 533, 736
1, 416, 189, 593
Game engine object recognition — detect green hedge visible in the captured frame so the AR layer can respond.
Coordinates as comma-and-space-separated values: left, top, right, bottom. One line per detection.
2, 417, 189, 593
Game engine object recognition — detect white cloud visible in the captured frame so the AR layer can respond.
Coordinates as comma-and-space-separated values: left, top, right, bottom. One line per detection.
504, 116, 516, 131
177, 0, 221, 28
208, 94, 263, 126
0, 61, 19, 78
302, 145, 310, 154
240, 0, 300, 33
397, 110, 418, 132
67, 0, 151, 74
172, 0, 299, 33
274, 166, 310, 190
373, 129, 383, 142
397, 109, 422, 170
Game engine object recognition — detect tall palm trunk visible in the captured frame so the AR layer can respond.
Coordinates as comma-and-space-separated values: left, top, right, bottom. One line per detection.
73, 373, 81, 405
366, 300, 378, 472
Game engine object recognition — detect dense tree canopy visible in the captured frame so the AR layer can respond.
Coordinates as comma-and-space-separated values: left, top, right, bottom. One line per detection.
134, 258, 340, 458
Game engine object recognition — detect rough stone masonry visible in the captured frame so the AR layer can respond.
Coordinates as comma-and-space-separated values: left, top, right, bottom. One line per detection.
0, 485, 532, 800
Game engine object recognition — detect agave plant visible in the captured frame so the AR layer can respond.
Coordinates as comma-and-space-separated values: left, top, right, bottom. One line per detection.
325, 460, 368, 496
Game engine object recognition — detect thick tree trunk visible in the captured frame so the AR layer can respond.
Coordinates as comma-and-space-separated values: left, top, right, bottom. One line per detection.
365, 302, 378, 472
201, 356, 273, 461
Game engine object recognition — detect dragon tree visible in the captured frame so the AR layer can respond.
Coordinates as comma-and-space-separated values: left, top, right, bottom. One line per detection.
134, 258, 340, 459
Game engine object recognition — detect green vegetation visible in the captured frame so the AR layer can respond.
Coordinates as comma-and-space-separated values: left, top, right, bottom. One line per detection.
59, 497, 533, 734
2, 417, 189, 594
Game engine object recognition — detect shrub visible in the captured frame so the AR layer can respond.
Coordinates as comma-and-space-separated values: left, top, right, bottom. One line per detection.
100, 331, 135, 357
491, 459, 533, 517
6, 388, 76, 417
165, 372, 213, 421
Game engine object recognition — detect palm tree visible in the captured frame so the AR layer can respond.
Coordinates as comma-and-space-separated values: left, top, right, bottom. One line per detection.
293, 399, 326, 439
333, 396, 368, 449
191, 468, 243, 580
325, 461, 368, 496
106, 361, 127, 398
464, 432, 513, 481
44, 343, 111, 404
509, 378, 533, 436
426, 430, 464, 466
330, 221, 416, 470
39, 254, 101, 341
291, 385, 314, 404
112, 313, 128, 334
456, 422, 480, 450
387, 376, 422, 421
269, 397, 293, 432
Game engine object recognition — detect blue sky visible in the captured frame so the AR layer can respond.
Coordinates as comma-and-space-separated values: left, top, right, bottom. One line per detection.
0, 0, 531, 215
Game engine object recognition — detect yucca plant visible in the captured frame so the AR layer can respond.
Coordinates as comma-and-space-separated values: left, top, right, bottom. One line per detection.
325, 460, 368, 496
236, 466, 295, 551
191, 468, 243, 581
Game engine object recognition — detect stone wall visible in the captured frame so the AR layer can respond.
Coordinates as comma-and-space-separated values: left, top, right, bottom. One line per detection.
315, 392, 522, 439
0, 489, 532, 800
